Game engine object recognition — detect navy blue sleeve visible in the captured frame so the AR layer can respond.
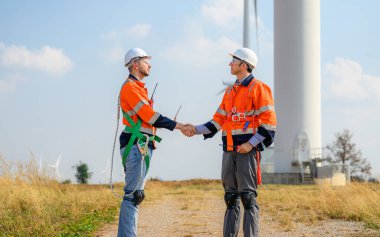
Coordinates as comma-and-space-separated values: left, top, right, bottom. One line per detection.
256, 126, 275, 149
152, 115, 177, 131
204, 122, 218, 133
202, 121, 218, 140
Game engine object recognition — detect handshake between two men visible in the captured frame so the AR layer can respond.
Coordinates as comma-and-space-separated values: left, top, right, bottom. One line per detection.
174, 122, 254, 154
176, 123, 196, 137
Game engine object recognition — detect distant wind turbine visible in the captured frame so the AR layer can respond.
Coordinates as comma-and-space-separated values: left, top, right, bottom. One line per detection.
49, 154, 62, 180
101, 167, 110, 184
39, 155, 43, 173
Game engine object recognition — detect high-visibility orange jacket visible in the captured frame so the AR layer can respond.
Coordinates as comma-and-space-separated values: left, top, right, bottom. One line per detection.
119, 74, 176, 149
203, 74, 276, 151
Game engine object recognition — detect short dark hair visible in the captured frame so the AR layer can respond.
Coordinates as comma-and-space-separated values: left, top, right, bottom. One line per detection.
239, 61, 253, 73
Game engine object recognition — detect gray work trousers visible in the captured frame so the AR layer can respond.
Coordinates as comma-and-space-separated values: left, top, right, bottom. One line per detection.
222, 149, 259, 237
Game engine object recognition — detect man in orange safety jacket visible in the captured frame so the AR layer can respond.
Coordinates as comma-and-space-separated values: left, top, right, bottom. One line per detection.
117, 48, 188, 237
184, 48, 276, 237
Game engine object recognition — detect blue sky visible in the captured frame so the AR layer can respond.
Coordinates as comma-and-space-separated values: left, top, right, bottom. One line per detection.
0, 0, 379, 183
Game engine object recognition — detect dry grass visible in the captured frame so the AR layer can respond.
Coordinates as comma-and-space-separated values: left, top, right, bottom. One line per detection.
259, 183, 380, 230
1, 153, 379, 236
0, 155, 120, 237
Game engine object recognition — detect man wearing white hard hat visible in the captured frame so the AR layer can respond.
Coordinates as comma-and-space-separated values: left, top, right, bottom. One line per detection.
117, 48, 189, 237
184, 48, 277, 237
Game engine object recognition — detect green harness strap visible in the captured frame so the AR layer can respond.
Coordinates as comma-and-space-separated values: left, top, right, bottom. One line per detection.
121, 110, 162, 172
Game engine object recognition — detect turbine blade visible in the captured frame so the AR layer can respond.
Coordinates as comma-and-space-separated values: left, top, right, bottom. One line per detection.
29, 149, 36, 160
216, 88, 227, 96
39, 156, 42, 172
222, 80, 234, 86
56, 154, 61, 168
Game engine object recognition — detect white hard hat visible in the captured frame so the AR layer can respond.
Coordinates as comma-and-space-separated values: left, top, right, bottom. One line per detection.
124, 48, 151, 67
229, 48, 257, 68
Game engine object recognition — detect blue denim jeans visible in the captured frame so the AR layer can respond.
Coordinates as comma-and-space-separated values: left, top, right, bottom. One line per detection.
117, 144, 152, 237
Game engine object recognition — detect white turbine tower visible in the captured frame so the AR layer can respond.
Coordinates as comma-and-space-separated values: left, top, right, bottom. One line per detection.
241, 0, 321, 183
49, 154, 62, 180
272, 0, 322, 181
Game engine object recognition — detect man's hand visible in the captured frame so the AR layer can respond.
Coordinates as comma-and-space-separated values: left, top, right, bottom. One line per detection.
175, 122, 196, 137
148, 99, 154, 107
182, 123, 196, 137
237, 142, 253, 154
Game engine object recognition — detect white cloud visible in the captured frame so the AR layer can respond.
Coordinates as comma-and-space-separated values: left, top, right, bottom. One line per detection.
161, 7, 271, 69
100, 44, 125, 64
101, 23, 151, 41
128, 24, 151, 38
162, 35, 240, 68
0, 42, 73, 76
364, 74, 380, 101
198, 0, 272, 60
325, 58, 380, 101
323, 58, 380, 179
201, 0, 243, 28
101, 24, 152, 63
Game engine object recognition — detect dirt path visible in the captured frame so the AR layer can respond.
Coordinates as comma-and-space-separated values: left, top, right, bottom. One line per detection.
95, 190, 378, 237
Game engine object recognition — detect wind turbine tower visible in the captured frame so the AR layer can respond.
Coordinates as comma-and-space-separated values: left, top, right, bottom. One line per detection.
272, 0, 322, 181
243, 0, 322, 183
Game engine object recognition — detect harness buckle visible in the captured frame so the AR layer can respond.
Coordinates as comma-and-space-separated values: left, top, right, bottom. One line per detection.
231, 112, 246, 122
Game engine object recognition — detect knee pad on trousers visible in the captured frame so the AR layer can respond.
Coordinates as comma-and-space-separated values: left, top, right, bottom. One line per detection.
240, 192, 256, 209
224, 192, 240, 209
131, 190, 145, 206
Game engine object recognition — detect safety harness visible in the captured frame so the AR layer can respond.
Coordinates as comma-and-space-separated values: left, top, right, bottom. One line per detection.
121, 109, 162, 172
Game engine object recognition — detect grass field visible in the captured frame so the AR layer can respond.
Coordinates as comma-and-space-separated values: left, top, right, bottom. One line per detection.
1, 156, 379, 236
259, 183, 380, 230
0, 156, 121, 237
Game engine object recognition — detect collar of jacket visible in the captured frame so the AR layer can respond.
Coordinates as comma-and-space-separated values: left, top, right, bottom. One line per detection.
235, 74, 254, 87
128, 74, 145, 87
